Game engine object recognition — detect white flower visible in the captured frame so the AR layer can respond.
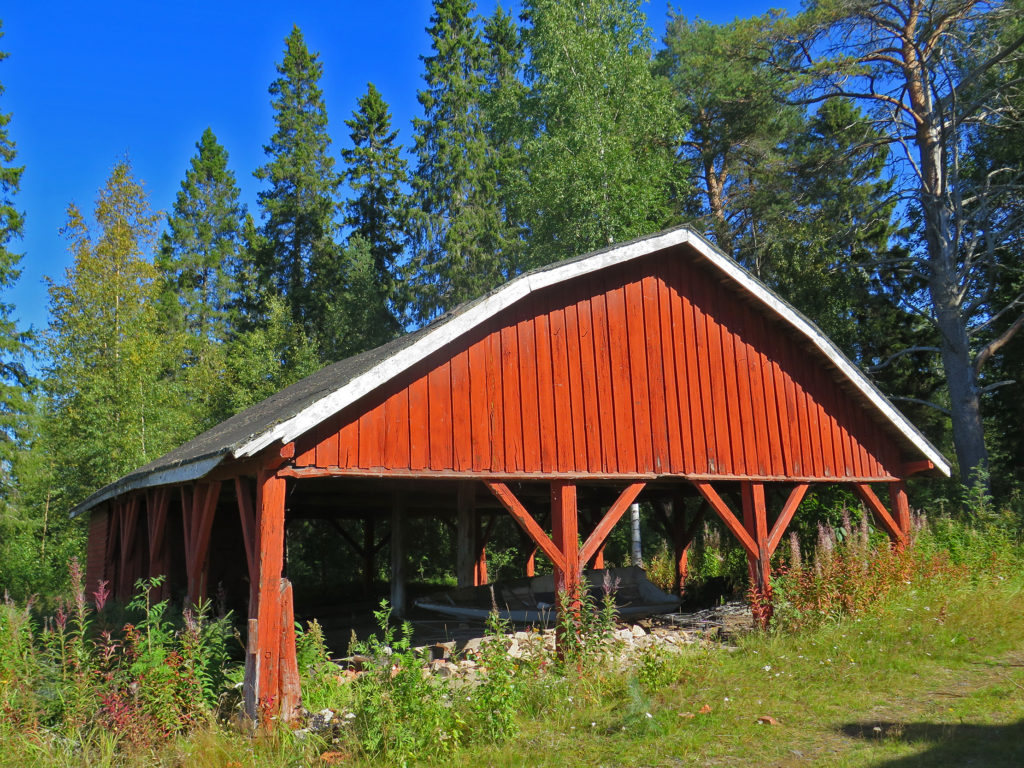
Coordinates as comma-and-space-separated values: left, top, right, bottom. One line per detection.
645, 712, 653, 719
763, 664, 771, 672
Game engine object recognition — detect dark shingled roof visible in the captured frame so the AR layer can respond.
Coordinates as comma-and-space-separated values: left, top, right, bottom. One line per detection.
69, 225, 950, 517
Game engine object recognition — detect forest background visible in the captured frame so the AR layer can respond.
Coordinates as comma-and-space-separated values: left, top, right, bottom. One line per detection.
0, 0, 1023, 599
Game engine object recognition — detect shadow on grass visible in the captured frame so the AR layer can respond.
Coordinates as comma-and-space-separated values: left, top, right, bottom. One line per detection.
840, 719, 1024, 767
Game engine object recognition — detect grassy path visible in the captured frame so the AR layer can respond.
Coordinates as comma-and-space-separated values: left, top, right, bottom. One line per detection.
457, 576, 1024, 767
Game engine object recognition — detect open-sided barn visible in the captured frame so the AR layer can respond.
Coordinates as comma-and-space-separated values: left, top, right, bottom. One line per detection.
70, 226, 949, 721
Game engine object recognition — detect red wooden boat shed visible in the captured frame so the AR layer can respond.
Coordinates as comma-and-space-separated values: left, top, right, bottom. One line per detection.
70, 226, 950, 720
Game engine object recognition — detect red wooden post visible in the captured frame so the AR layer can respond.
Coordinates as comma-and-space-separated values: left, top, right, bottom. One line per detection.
277, 579, 302, 721
889, 482, 911, 544
235, 477, 259, 612
456, 481, 476, 588
390, 491, 407, 618
183, 481, 221, 607
247, 470, 287, 722
551, 480, 580, 611
473, 512, 490, 585
740, 482, 771, 595
118, 496, 141, 600
525, 546, 537, 577
146, 488, 171, 601
362, 515, 376, 594
671, 496, 704, 595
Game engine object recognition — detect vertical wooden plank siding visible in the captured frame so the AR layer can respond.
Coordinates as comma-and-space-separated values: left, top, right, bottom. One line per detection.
561, 302, 589, 471
85, 507, 110, 595
450, 350, 473, 471
289, 250, 906, 481
533, 304, 558, 473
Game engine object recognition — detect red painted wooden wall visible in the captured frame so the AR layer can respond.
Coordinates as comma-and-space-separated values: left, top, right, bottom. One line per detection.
294, 247, 903, 480
84, 506, 110, 594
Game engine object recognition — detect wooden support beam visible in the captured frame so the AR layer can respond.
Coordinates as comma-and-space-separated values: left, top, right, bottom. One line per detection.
235, 477, 258, 606
326, 518, 363, 554
456, 482, 475, 588
741, 482, 770, 596
118, 496, 141, 600
525, 546, 537, 577
578, 482, 645, 565
362, 516, 376, 594
586, 507, 605, 569
766, 484, 809, 555
247, 470, 287, 722
277, 579, 301, 721
183, 481, 221, 607
146, 488, 171, 601
551, 480, 580, 611
103, 500, 121, 596
693, 482, 758, 559
671, 496, 705, 594
485, 481, 566, 572
890, 482, 911, 542
853, 484, 905, 544
474, 512, 495, 586
390, 491, 407, 618
900, 460, 935, 476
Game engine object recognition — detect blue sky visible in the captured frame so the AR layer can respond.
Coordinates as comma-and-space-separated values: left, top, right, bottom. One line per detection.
2, 1, 798, 335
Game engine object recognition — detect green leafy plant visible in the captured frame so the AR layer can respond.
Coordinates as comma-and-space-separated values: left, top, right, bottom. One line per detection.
350, 600, 463, 765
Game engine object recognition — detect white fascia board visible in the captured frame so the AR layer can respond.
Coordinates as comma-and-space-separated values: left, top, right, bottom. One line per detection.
69, 455, 224, 518
683, 233, 952, 477
232, 229, 691, 458
233, 228, 951, 477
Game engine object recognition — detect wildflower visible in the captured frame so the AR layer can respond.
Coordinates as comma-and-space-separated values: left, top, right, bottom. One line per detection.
763, 664, 771, 672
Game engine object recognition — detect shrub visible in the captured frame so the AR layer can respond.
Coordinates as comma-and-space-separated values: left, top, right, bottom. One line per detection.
349, 600, 463, 765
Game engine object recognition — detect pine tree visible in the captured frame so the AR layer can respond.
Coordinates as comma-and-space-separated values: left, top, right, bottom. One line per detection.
658, 12, 800, 260
515, 0, 681, 267
340, 83, 407, 346
254, 26, 340, 343
157, 127, 245, 347
408, 0, 507, 323
45, 159, 185, 505
0, 22, 32, 494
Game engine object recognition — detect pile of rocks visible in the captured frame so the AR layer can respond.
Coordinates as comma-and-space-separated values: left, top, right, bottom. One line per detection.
291, 602, 754, 740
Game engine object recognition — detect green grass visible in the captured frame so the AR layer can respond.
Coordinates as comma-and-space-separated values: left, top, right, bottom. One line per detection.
452, 571, 1024, 768
4, 528, 1024, 767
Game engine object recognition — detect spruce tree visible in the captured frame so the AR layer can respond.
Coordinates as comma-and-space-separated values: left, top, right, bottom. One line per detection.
340, 83, 407, 346
516, 0, 680, 267
254, 26, 340, 343
157, 127, 245, 347
0, 22, 31, 490
408, 0, 506, 323
481, 4, 527, 275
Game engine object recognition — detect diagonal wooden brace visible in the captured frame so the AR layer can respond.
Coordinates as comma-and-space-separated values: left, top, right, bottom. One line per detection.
578, 482, 645, 565
853, 484, 905, 545
694, 482, 757, 559
485, 482, 565, 572
767, 484, 809, 555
